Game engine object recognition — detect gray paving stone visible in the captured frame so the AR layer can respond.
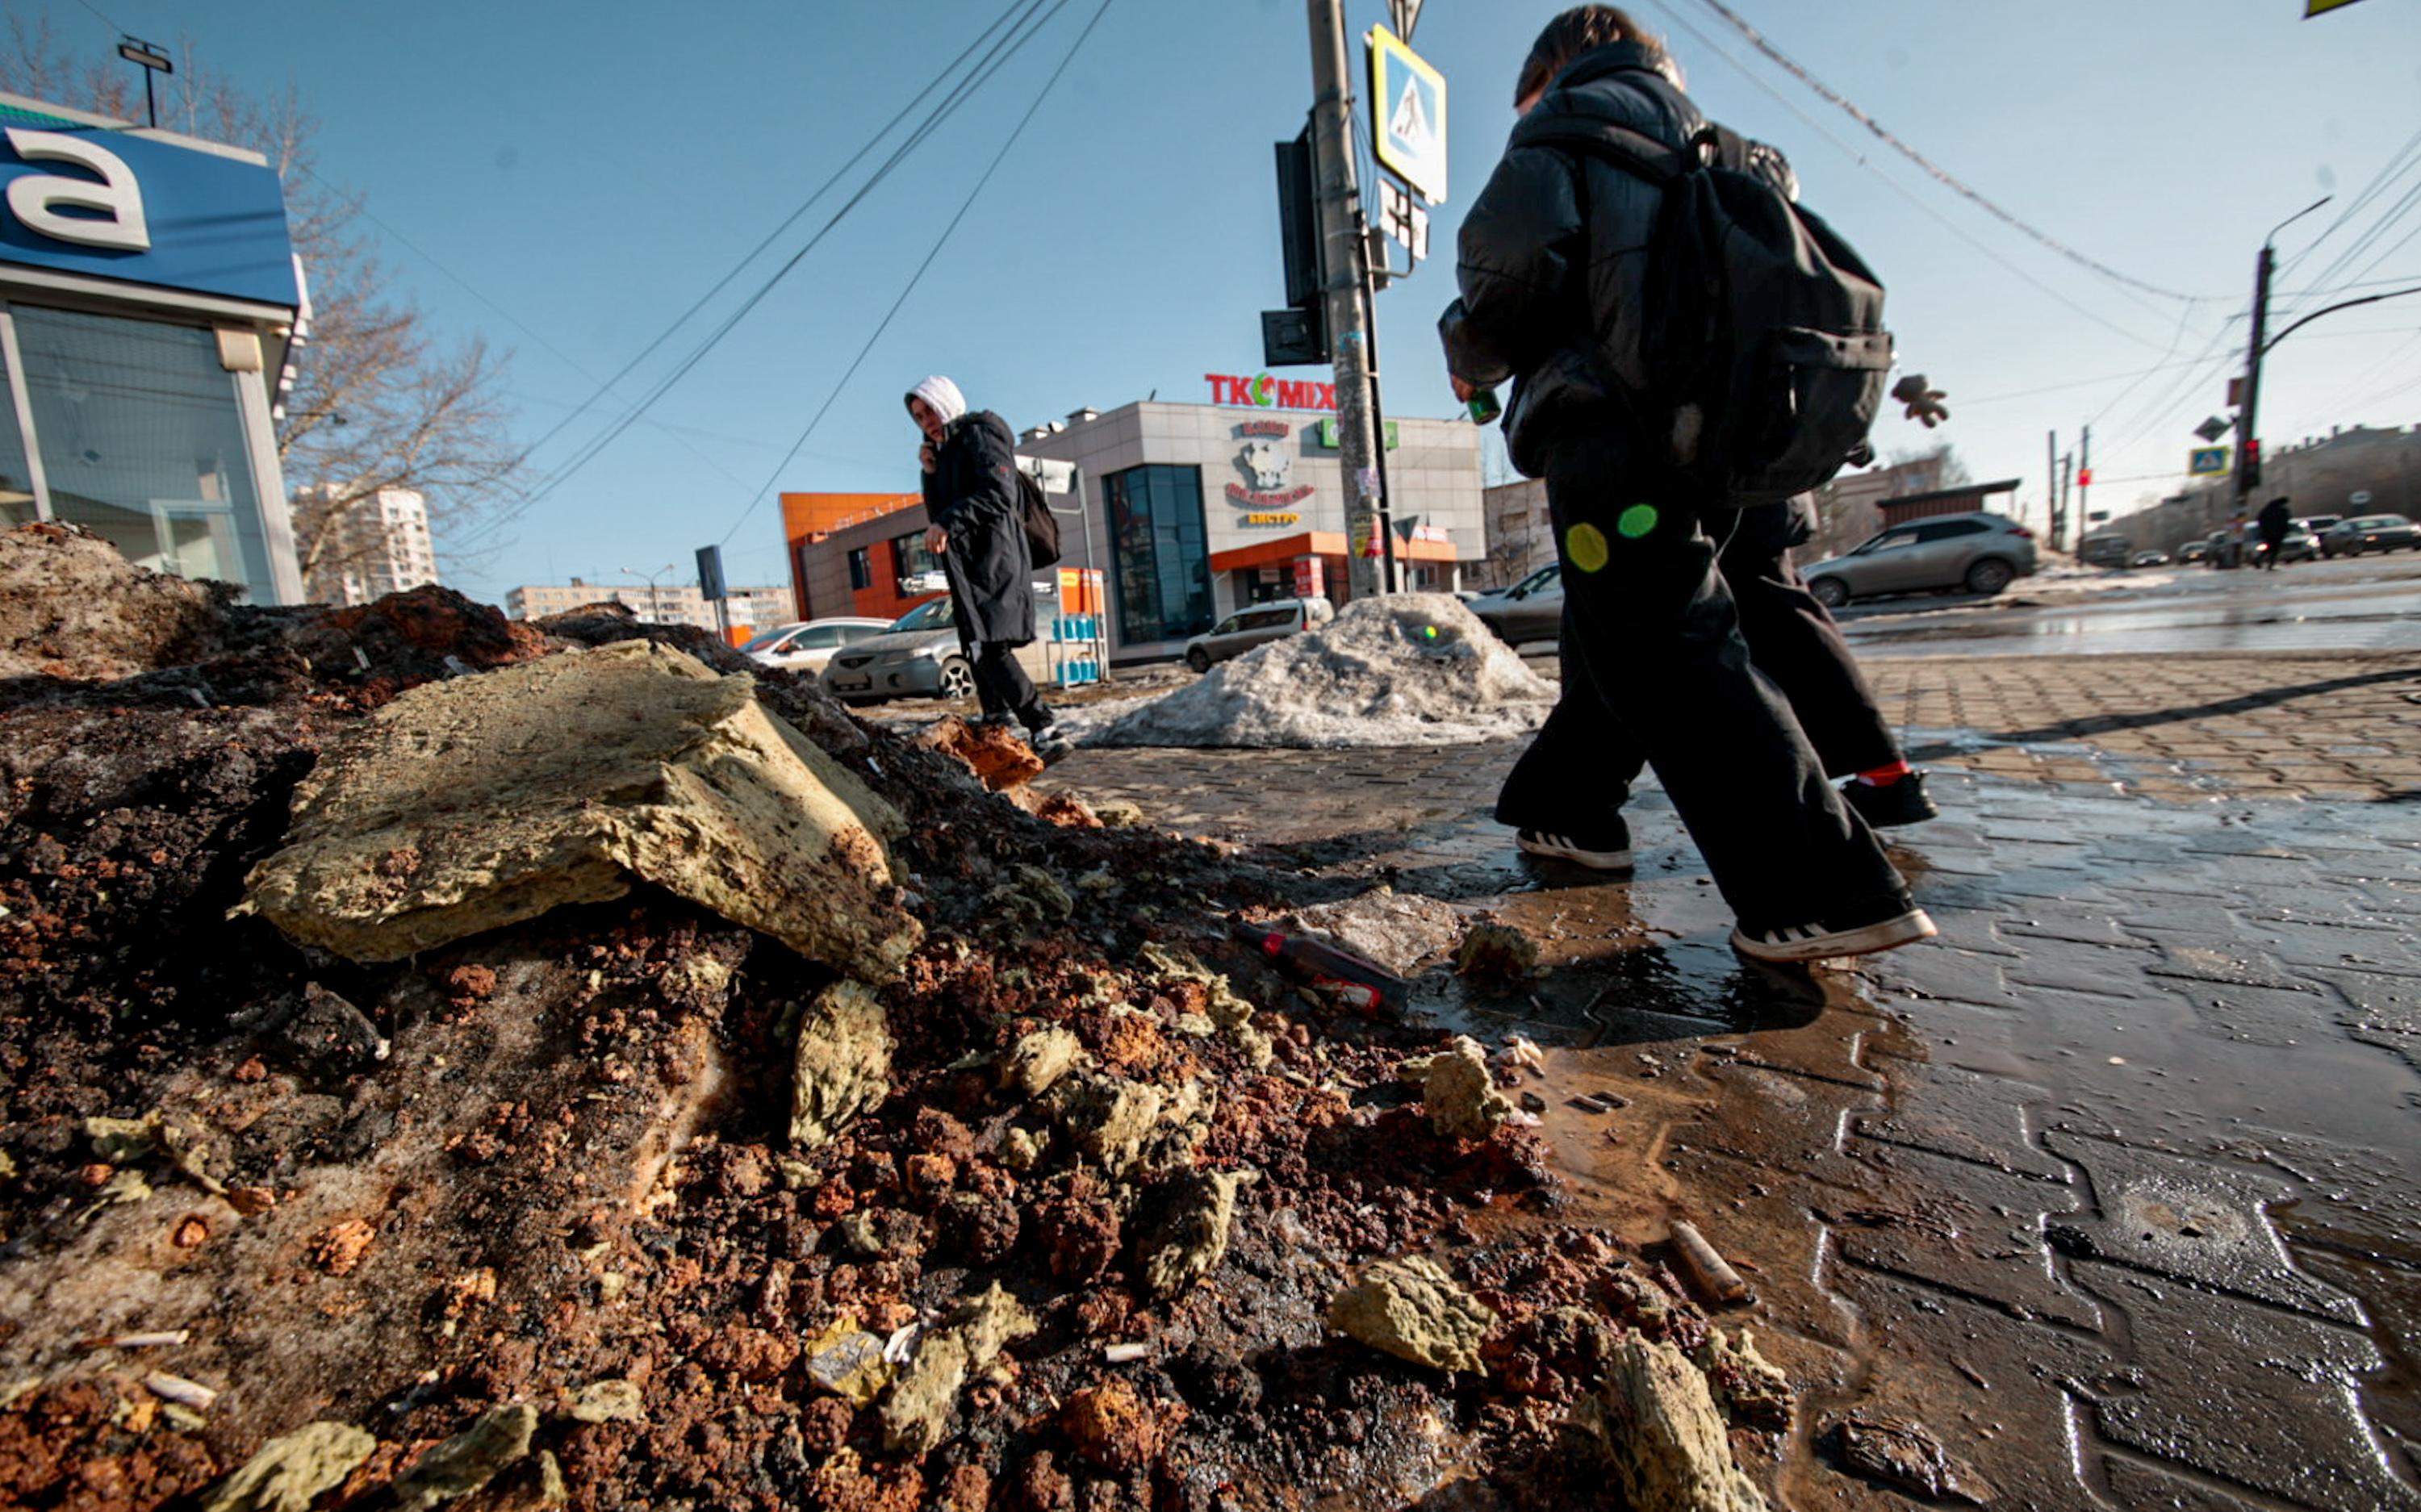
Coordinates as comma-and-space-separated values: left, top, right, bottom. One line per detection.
1821, 1264, 2112, 1512
2142, 935, 2327, 994
2044, 1131, 2365, 1325
1670, 1060, 1887, 1195
2098, 1459, 2289, 1511
1871, 946, 2030, 1013
2073, 1259, 2412, 1511
1829, 1143, 2097, 1330
1997, 900, 2164, 949
1854, 1059, 2072, 1183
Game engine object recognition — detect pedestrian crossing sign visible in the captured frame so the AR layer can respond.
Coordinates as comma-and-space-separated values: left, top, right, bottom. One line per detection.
1369, 23, 1448, 204
2189, 446, 2231, 476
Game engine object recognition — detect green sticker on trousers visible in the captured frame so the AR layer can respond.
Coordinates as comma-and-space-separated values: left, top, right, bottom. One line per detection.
1566, 522, 1610, 573
1617, 503, 1659, 539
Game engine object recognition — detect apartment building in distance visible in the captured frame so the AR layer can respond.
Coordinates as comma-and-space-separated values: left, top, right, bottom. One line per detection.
504, 578, 793, 637
296, 486, 439, 605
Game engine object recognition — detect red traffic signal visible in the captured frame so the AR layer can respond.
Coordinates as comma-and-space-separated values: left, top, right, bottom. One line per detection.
2076, 467, 2093, 487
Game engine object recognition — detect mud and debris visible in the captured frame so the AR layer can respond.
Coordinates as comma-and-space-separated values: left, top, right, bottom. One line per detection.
1410, 1036, 1520, 1142
1826, 1414, 1997, 1506
1328, 1255, 1498, 1373
0, 525, 1804, 1510
1576, 1335, 1772, 1512
201, 1419, 375, 1512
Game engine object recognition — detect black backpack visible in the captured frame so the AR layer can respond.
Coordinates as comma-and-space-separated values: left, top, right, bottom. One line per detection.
1521, 108, 1892, 509
1015, 466, 1062, 569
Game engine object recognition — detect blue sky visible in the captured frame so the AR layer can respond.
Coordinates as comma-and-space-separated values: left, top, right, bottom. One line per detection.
16, 0, 2421, 605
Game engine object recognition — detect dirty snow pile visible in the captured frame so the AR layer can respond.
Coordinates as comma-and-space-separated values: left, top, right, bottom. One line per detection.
1093, 593, 1557, 749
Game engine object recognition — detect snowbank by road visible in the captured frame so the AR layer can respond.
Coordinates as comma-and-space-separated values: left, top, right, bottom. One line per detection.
1092, 593, 1555, 749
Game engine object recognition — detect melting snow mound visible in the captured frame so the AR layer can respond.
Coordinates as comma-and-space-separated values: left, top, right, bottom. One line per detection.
1093, 593, 1556, 749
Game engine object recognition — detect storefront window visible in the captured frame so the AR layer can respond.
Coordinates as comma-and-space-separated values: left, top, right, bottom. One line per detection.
1102, 464, 1212, 644
0, 352, 33, 528
12, 306, 275, 600
892, 530, 937, 579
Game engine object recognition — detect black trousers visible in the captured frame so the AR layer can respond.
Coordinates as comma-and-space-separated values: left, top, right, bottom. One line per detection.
1714, 502, 1901, 779
1494, 439, 1905, 926
972, 640, 1050, 731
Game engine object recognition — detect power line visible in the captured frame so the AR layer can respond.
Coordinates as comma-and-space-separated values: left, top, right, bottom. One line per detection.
454, 0, 1065, 550
719, 0, 1119, 549
310, 182, 763, 494
498, 0, 1068, 524
2279, 122, 2421, 285
1637, 0, 2182, 351
1689, 0, 2219, 305
510, 0, 1038, 474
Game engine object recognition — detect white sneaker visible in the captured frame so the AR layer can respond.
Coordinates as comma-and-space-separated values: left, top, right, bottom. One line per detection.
1731, 896, 1937, 963
1516, 825, 1633, 873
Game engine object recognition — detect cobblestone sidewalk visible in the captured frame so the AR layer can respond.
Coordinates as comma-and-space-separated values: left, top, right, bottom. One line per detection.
1038, 650, 2421, 1510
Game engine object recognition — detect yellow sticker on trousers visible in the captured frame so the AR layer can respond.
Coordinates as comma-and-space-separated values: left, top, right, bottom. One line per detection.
1566, 522, 1609, 573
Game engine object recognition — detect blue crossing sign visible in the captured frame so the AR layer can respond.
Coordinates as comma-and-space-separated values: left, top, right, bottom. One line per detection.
1369, 24, 1447, 204
2189, 446, 2231, 477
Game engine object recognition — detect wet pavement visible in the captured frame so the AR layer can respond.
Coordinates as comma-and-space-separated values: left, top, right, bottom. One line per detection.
1843, 553, 2421, 658
1036, 646, 2421, 1510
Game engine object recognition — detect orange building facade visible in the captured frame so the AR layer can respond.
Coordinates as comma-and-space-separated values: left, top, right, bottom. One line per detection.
779, 491, 947, 625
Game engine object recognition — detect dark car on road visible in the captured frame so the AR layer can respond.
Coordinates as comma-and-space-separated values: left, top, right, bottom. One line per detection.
2320, 513, 2419, 557
1800, 512, 2038, 608
1470, 562, 1562, 645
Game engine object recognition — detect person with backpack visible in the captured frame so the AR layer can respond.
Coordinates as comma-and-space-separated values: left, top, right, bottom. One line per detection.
905, 375, 1070, 758
1436, 6, 1932, 963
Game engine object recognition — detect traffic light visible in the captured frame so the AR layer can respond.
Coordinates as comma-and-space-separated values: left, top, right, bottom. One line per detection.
2243, 438, 2261, 487
2076, 467, 2093, 487
1265, 129, 1330, 367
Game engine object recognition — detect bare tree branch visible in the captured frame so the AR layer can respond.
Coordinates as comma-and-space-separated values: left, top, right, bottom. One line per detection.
0, 13, 524, 599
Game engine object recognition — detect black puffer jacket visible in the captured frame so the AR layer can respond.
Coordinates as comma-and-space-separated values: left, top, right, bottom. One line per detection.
922, 409, 1035, 646
1440, 42, 1718, 479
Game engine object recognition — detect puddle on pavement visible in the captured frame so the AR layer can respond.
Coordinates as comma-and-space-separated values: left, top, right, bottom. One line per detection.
1388, 792, 2421, 1466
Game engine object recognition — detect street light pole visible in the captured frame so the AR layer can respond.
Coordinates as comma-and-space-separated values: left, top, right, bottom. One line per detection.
2237, 195, 2331, 503
619, 563, 675, 625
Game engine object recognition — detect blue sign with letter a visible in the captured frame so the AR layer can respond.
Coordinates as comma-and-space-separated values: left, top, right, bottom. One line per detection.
1, 118, 299, 307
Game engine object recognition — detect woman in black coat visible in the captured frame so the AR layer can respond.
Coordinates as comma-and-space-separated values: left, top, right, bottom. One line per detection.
905, 375, 1064, 750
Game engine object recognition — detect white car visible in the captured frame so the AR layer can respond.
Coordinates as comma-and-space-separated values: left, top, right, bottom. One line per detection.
742, 618, 896, 675
1181, 596, 1335, 673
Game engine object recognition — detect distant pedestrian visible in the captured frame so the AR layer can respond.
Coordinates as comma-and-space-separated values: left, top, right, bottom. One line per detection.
905, 375, 1069, 758
1438, 6, 1933, 963
2256, 495, 2293, 570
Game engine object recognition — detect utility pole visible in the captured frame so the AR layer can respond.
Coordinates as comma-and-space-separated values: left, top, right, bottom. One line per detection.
2237, 196, 2330, 503
2058, 453, 2073, 550
1306, 0, 1386, 599
2077, 424, 2091, 540
2238, 243, 2273, 505
2045, 431, 2058, 542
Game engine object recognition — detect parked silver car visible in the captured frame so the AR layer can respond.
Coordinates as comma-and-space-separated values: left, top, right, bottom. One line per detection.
1182, 596, 1335, 672
742, 616, 894, 676
1470, 562, 1563, 645
1800, 512, 2038, 608
820, 597, 973, 703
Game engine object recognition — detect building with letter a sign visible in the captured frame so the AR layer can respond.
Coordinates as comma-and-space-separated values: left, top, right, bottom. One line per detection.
0, 92, 306, 603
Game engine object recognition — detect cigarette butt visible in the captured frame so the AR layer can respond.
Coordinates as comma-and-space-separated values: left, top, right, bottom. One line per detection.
143, 1372, 219, 1410
1669, 1221, 1750, 1305
82, 1330, 190, 1350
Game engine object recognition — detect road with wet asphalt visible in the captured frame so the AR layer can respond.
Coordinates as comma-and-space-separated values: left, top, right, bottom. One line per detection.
1841, 551, 2421, 658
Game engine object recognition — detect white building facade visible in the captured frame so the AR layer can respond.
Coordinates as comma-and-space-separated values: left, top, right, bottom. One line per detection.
504, 578, 792, 637
298, 485, 438, 605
